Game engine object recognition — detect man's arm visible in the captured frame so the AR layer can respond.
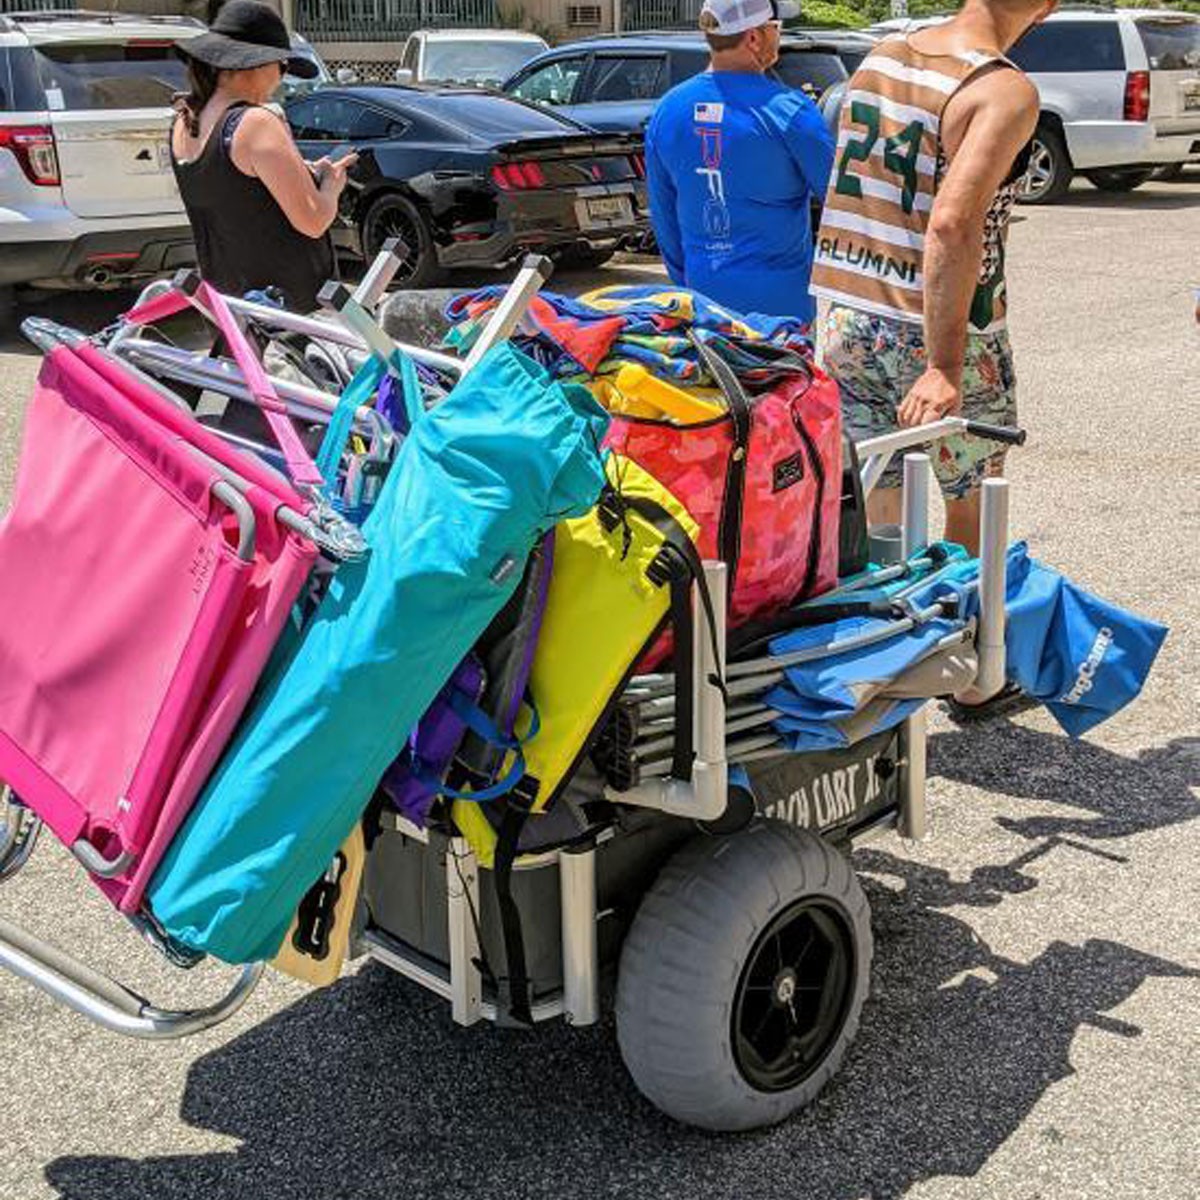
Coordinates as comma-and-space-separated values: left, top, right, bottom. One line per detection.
783, 94, 836, 197
644, 119, 686, 285
898, 67, 1039, 427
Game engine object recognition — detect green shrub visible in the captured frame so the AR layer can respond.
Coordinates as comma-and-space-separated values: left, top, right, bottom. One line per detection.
799, 0, 1199, 26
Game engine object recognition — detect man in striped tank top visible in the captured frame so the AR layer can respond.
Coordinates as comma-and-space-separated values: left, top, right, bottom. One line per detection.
811, 0, 1051, 552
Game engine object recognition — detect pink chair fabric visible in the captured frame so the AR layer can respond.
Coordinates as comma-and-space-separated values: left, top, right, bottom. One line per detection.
0, 343, 316, 914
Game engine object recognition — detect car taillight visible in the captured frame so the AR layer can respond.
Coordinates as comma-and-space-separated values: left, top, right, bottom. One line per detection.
491, 160, 547, 190
0, 124, 60, 186
1123, 70, 1150, 122
629, 152, 646, 179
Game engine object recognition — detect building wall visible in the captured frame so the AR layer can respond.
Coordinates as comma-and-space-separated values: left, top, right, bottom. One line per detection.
303, 0, 616, 65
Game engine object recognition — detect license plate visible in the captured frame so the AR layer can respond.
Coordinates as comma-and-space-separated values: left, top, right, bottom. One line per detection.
578, 194, 633, 229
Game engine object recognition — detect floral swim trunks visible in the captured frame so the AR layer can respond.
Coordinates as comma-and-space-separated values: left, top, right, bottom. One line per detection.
820, 303, 1018, 500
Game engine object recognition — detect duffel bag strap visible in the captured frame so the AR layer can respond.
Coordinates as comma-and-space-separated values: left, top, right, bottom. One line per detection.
692, 333, 752, 601
491, 780, 540, 1027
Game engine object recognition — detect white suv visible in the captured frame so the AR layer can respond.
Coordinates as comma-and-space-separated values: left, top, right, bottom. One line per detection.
866, 9, 1200, 203
0, 10, 205, 313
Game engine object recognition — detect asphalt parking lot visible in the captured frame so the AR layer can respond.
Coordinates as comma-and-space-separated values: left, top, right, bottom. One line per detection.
0, 175, 1197, 1200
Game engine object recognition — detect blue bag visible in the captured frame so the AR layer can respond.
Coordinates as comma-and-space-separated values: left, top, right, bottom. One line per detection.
148, 343, 609, 963
952, 543, 1168, 737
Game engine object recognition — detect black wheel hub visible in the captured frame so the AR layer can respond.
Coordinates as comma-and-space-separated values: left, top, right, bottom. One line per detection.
732, 897, 856, 1092
366, 204, 421, 282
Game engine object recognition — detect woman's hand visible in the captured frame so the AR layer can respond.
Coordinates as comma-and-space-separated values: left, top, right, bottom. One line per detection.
231, 109, 350, 239
312, 152, 358, 197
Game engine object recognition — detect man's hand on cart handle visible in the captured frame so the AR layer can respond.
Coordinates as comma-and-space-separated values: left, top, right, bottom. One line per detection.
898, 367, 962, 428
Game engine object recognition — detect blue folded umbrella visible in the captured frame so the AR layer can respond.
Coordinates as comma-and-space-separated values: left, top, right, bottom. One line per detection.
756, 539, 1165, 752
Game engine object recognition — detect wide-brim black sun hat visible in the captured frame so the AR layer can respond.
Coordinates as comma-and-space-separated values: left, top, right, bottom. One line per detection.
179, 0, 319, 78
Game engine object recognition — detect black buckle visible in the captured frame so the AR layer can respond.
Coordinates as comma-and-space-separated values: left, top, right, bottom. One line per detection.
511, 775, 541, 811
646, 543, 687, 588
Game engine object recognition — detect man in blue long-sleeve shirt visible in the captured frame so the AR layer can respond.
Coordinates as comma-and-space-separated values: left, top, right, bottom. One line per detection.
645, 0, 835, 323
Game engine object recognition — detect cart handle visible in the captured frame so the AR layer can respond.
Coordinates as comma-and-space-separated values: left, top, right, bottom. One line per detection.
964, 420, 1027, 446
856, 417, 1027, 497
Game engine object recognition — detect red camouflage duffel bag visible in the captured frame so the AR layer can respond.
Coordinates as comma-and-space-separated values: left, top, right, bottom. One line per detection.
603, 339, 842, 667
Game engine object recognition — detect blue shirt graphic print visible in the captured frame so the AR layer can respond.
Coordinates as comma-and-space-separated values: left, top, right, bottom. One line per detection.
645, 69, 834, 324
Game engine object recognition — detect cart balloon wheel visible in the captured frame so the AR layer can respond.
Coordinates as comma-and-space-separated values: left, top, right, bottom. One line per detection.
0, 783, 41, 883
616, 822, 872, 1131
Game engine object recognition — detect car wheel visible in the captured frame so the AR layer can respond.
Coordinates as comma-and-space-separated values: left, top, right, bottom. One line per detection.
1017, 124, 1073, 204
1083, 167, 1155, 193
553, 245, 615, 272
615, 822, 872, 1132
360, 193, 443, 289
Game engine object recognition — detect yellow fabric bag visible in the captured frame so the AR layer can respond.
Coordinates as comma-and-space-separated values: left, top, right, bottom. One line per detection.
452, 454, 700, 866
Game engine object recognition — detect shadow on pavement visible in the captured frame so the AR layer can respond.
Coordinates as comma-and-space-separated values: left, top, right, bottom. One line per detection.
930, 720, 1200, 841
0, 255, 662, 353
0, 289, 140, 356
43, 828, 1197, 1199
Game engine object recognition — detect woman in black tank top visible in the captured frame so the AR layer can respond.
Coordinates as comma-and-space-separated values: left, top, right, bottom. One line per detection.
170, 0, 355, 312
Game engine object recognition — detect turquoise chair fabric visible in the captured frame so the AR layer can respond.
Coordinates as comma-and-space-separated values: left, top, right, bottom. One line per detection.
148, 343, 609, 963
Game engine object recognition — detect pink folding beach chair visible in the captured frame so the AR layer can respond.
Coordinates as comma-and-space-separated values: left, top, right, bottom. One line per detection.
0, 285, 324, 916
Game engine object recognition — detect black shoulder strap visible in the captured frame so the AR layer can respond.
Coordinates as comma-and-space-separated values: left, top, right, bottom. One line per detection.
618, 493, 725, 782
491, 784, 537, 1027
692, 334, 751, 599
789, 394, 828, 603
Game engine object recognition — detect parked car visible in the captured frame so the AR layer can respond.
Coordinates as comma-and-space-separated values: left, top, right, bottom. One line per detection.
395, 29, 548, 88
284, 85, 648, 285
865, 10, 1200, 203
280, 32, 331, 101
793, 28, 876, 75
0, 9, 204, 313
502, 32, 848, 133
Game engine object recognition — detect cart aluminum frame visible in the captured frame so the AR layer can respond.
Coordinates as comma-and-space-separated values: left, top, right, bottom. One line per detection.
0, 250, 1012, 1067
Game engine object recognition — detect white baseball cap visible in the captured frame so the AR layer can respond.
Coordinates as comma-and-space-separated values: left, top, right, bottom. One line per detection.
699, 0, 797, 35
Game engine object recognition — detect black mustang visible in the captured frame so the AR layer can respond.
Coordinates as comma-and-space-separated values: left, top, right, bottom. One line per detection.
285, 85, 649, 286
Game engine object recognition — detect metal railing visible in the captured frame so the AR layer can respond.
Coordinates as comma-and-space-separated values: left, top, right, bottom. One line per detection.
0, 0, 70, 12
620, 0, 700, 31
296, 0, 499, 40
